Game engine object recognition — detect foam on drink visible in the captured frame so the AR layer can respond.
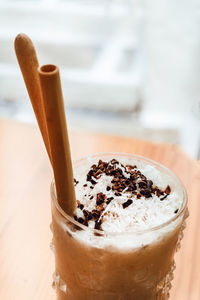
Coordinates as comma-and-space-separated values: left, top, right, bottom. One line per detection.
71, 155, 185, 249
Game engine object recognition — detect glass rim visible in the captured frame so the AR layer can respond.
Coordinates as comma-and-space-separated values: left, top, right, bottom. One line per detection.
51, 152, 188, 236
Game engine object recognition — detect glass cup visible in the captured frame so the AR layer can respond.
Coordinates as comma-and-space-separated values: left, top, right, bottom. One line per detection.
51, 153, 188, 300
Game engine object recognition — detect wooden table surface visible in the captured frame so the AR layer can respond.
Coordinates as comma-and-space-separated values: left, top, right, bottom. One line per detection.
0, 119, 199, 300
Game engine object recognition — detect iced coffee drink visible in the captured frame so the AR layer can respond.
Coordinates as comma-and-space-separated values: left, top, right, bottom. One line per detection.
51, 153, 188, 300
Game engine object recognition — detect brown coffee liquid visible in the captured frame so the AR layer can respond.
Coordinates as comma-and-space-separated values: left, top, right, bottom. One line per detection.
52, 202, 183, 300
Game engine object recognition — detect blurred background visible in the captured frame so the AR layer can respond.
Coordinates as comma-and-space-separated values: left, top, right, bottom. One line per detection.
0, 0, 200, 158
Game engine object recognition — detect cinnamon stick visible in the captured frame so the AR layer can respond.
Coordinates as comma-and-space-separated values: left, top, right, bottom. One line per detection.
14, 33, 51, 160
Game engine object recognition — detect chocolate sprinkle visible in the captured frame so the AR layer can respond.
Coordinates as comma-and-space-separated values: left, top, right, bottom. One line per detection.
74, 178, 79, 185
174, 209, 179, 214
79, 204, 84, 210
160, 194, 168, 201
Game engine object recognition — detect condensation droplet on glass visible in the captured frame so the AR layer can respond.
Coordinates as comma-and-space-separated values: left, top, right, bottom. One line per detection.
50, 239, 55, 253
52, 271, 67, 294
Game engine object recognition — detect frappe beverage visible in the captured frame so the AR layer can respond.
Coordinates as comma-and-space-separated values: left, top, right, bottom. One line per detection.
51, 153, 188, 300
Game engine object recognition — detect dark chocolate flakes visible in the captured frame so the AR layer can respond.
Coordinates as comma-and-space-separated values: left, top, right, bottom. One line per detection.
73, 158, 172, 230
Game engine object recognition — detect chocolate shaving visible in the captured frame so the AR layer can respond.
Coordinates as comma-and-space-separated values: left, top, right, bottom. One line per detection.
154, 188, 161, 197
77, 217, 84, 224
128, 183, 137, 192
110, 159, 118, 165
83, 219, 88, 226
106, 197, 114, 205
94, 219, 102, 230
74, 178, 79, 185
112, 184, 122, 191
114, 192, 122, 196
147, 180, 153, 188
96, 192, 106, 206
90, 179, 97, 185
160, 194, 168, 201
140, 189, 152, 198
138, 181, 147, 189
86, 168, 98, 185
126, 164, 137, 170
79, 204, 84, 210
122, 199, 133, 209
92, 210, 100, 220
94, 169, 102, 177
94, 231, 103, 236
165, 185, 171, 195
83, 210, 92, 221
174, 209, 179, 214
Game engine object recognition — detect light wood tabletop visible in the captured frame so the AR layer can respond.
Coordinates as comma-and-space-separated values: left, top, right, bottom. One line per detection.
0, 119, 199, 300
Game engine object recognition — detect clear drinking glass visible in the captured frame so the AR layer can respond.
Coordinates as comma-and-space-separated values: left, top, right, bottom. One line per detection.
51, 153, 188, 300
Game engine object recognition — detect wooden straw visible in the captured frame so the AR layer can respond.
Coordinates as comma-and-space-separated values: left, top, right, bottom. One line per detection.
38, 65, 76, 216
14, 33, 51, 161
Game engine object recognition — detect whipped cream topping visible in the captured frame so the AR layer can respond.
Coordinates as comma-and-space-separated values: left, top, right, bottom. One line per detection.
73, 157, 183, 233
